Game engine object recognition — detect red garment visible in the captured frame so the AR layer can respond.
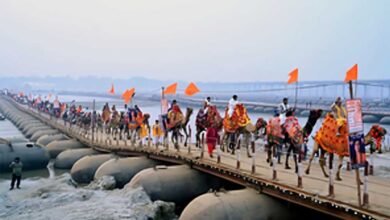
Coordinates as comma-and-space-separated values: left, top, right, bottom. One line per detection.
172, 105, 182, 114
206, 127, 219, 155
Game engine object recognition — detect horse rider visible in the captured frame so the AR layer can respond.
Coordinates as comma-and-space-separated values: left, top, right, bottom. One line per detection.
168, 100, 182, 114
167, 100, 183, 128
279, 97, 290, 124
331, 97, 347, 136
228, 95, 239, 118
102, 103, 111, 125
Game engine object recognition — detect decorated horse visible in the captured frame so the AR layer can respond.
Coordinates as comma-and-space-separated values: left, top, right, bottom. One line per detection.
305, 113, 387, 181
195, 105, 223, 147
165, 106, 193, 148
221, 103, 253, 155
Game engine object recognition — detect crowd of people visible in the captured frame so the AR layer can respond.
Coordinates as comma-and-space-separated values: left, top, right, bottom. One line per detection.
20, 93, 351, 164
5, 90, 388, 193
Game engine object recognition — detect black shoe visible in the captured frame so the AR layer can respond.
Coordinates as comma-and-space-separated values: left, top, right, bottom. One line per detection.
9, 187, 14, 191
17, 186, 20, 189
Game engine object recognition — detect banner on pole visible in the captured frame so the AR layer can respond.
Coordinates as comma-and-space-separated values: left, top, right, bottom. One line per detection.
346, 99, 363, 134
161, 98, 169, 115
348, 133, 366, 169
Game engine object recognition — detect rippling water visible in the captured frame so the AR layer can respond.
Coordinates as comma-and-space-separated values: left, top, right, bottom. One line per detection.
0, 107, 177, 220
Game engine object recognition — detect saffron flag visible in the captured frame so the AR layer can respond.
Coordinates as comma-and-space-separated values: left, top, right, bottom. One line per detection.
287, 68, 299, 84
109, 84, 115, 94
344, 64, 358, 82
163, 83, 177, 95
122, 89, 129, 99
123, 88, 135, 104
184, 82, 200, 96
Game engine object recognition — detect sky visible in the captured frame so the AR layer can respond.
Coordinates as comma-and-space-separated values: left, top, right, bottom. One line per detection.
0, 0, 389, 82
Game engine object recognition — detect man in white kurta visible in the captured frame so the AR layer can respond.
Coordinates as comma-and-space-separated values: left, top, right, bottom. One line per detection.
279, 97, 290, 124
228, 95, 238, 118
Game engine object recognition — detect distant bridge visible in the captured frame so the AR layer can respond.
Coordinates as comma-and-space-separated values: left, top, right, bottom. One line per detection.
179, 98, 390, 119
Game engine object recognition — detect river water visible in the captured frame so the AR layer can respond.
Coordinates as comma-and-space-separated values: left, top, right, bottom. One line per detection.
1, 95, 390, 219
0, 116, 176, 220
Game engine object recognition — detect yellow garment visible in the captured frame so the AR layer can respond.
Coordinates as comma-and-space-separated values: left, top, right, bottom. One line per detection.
152, 124, 163, 137
139, 124, 149, 138
334, 105, 347, 127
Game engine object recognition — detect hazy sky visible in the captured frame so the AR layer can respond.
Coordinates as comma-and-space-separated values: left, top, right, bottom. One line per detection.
0, 0, 389, 82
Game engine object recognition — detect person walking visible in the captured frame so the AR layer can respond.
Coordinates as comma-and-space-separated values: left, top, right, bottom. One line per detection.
152, 120, 164, 146
206, 126, 219, 158
9, 157, 23, 190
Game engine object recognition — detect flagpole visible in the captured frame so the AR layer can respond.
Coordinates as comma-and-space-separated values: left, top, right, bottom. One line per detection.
92, 99, 95, 142
294, 81, 298, 109
161, 87, 164, 115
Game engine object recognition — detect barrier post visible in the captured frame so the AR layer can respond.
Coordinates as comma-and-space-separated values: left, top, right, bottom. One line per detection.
116, 131, 119, 145
165, 136, 169, 151
347, 160, 351, 171
272, 157, 277, 180
363, 163, 370, 207
328, 154, 335, 197
251, 134, 256, 174
298, 162, 303, 188
236, 134, 242, 169
216, 144, 221, 163
188, 126, 192, 154
369, 154, 374, 175
200, 133, 205, 158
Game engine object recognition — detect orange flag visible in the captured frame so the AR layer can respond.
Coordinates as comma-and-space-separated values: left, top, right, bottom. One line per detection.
287, 68, 299, 84
184, 82, 200, 96
109, 84, 115, 94
344, 64, 358, 82
123, 88, 135, 104
121, 89, 129, 99
163, 83, 177, 95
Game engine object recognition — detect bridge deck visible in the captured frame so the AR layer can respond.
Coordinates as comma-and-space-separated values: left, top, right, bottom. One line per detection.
5, 97, 390, 220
